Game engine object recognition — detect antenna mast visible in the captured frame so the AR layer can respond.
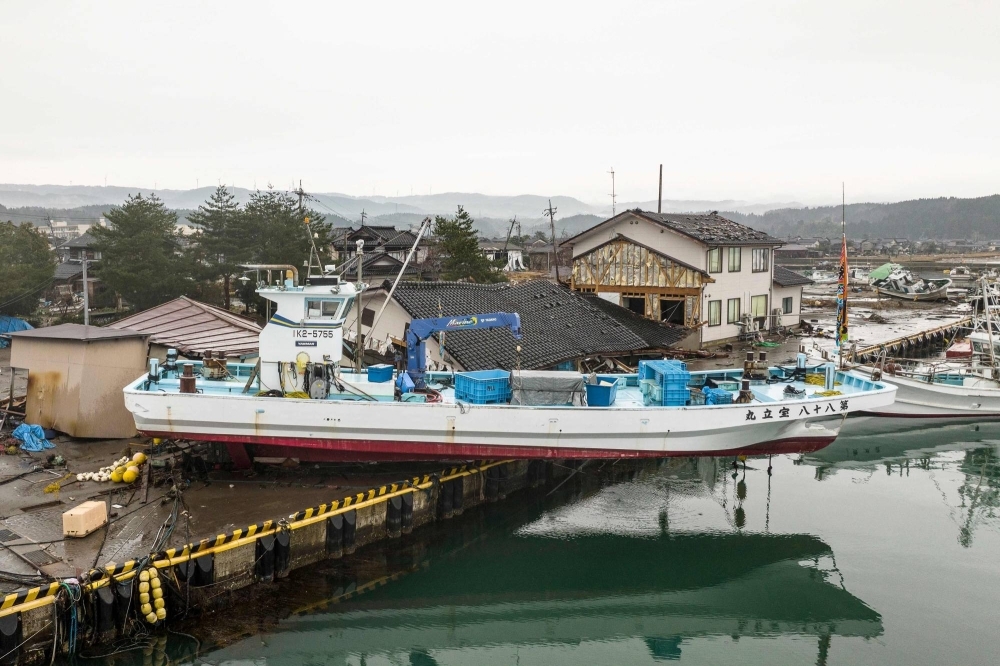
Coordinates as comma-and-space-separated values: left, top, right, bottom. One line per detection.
658, 164, 663, 214
608, 167, 617, 215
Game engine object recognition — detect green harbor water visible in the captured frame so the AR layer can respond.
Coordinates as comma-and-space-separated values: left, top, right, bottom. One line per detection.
130, 420, 1000, 665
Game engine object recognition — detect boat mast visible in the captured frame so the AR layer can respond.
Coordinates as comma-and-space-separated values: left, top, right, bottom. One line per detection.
837, 183, 848, 369
982, 275, 998, 381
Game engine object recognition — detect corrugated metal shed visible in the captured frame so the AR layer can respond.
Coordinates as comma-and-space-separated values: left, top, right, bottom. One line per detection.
106, 296, 261, 358
9, 324, 150, 438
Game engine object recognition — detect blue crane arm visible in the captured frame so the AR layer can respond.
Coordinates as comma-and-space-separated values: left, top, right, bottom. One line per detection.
404, 312, 522, 388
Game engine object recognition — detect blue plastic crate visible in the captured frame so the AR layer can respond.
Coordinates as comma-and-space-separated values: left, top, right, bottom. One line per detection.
703, 387, 733, 405
640, 360, 690, 388
455, 370, 511, 404
585, 376, 620, 407
662, 387, 691, 407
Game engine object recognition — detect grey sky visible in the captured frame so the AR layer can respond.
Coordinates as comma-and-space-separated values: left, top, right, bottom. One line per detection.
1, 0, 997, 206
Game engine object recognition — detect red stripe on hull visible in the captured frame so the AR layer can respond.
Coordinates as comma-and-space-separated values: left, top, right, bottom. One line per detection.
139, 430, 836, 463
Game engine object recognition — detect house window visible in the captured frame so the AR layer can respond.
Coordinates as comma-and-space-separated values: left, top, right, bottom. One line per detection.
752, 248, 769, 272
782, 296, 794, 314
727, 298, 741, 324
707, 300, 722, 326
707, 248, 722, 273
305, 298, 347, 319
751, 295, 768, 318
728, 247, 742, 272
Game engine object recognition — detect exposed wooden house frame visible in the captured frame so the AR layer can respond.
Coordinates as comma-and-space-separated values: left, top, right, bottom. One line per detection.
570, 235, 713, 328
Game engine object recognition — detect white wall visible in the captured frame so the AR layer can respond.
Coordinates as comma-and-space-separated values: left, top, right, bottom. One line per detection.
567, 213, 706, 268
701, 247, 775, 344
567, 212, 783, 346
347, 291, 463, 371
772, 284, 804, 327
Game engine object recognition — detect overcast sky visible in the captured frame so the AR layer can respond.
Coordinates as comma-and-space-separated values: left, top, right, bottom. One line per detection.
1, 0, 997, 206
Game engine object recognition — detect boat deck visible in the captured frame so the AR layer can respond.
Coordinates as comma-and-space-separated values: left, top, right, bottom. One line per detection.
129, 364, 884, 408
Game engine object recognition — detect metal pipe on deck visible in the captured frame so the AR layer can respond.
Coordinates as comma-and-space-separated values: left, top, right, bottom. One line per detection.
239, 264, 300, 285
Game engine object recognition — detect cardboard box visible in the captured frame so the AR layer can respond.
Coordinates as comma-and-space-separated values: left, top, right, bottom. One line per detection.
63, 500, 108, 538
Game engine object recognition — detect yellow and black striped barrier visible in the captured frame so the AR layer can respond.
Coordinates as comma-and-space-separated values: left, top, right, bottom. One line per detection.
0, 460, 511, 629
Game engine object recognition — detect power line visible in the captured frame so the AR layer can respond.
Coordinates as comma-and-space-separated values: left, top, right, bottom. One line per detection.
0, 277, 56, 310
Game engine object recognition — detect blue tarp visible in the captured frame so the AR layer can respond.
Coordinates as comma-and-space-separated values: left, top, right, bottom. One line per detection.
11, 424, 54, 452
0, 315, 33, 348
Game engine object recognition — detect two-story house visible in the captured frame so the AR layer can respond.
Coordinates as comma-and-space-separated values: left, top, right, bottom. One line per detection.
562, 209, 797, 346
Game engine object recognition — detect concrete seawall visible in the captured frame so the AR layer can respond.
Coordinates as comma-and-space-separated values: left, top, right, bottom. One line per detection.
0, 458, 556, 664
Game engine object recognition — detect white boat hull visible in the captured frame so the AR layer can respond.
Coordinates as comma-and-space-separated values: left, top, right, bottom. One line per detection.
852, 367, 1000, 420
123, 383, 895, 463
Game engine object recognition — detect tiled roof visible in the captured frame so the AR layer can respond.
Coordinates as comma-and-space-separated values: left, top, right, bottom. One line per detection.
335, 226, 418, 250
106, 296, 261, 356
773, 265, 813, 287
54, 263, 83, 280
562, 209, 782, 248
61, 232, 98, 249
386, 280, 691, 370
581, 295, 691, 349
338, 252, 418, 278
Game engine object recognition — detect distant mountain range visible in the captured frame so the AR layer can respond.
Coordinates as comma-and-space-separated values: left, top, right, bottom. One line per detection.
2, 183, 998, 241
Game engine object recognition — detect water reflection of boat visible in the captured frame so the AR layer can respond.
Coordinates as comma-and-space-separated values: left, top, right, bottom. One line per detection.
204, 477, 882, 664
804, 419, 1000, 472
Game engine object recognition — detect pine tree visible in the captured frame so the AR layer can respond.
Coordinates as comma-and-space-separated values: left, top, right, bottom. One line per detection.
91, 194, 189, 311
0, 221, 56, 316
232, 187, 331, 313
434, 206, 505, 282
188, 185, 241, 308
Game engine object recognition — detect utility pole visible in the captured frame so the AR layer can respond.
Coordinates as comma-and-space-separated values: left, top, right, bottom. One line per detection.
360, 209, 367, 226
658, 164, 663, 214
608, 167, 616, 215
355, 239, 364, 372
295, 179, 305, 212
544, 200, 559, 278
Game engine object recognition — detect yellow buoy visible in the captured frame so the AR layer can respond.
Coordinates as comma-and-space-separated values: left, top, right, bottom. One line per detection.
140, 603, 152, 615
139, 582, 149, 593
145, 612, 157, 624
111, 468, 124, 483
139, 592, 150, 605
150, 577, 161, 589
123, 469, 139, 484
133, 452, 148, 465
152, 438, 162, 445
152, 587, 163, 600
155, 607, 167, 620
148, 567, 158, 577
139, 570, 150, 582
154, 598, 165, 610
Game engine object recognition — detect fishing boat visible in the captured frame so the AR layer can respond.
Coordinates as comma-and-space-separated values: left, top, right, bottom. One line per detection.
869, 263, 951, 301
948, 265, 975, 282
122, 266, 895, 465
848, 278, 1000, 420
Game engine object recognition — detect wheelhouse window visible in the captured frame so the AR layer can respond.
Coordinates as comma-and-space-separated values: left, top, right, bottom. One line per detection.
305, 298, 347, 319
707, 300, 722, 326
727, 298, 741, 324
708, 248, 722, 273
752, 248, 769, 272
782, 296, 793, 314
728, 247, 741, 272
